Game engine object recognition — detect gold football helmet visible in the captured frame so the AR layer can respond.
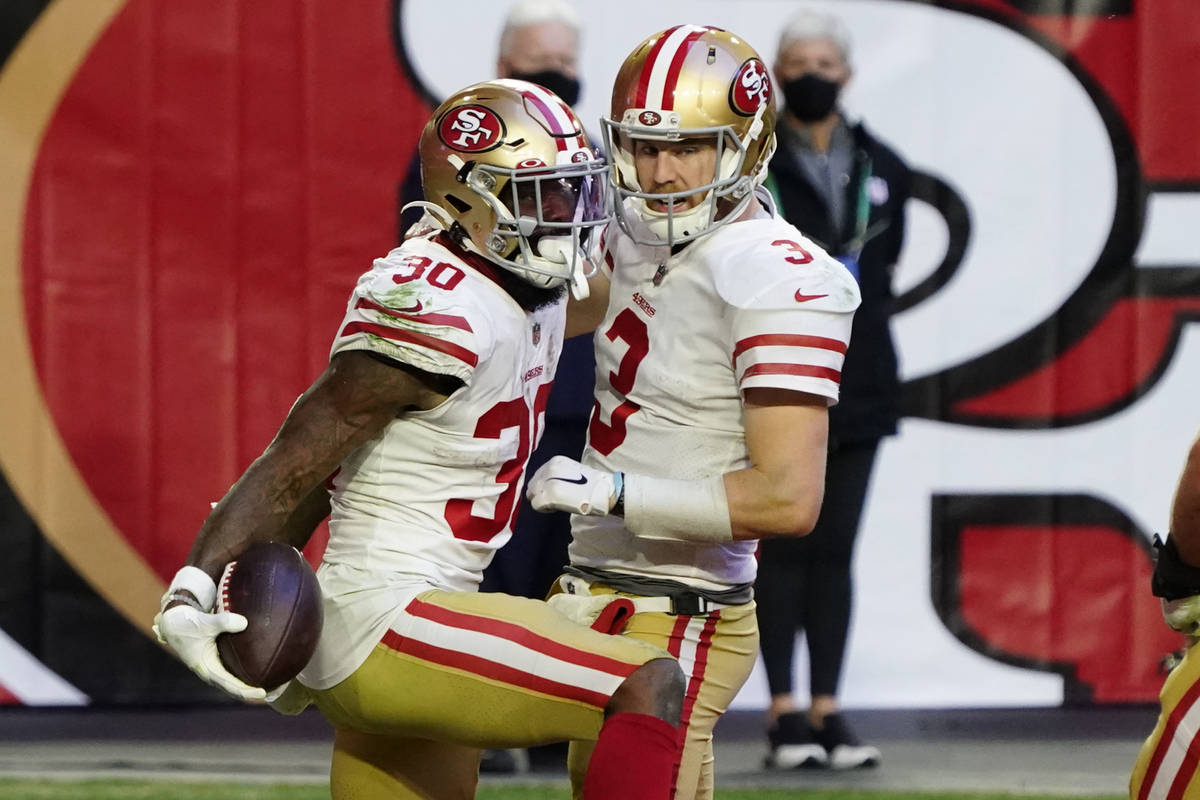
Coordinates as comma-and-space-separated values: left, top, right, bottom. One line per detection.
416, 79, 608, 295
603, 25, 777, 246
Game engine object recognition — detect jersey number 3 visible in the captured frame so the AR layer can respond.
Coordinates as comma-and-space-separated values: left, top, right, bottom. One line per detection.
588, 308, 649, 455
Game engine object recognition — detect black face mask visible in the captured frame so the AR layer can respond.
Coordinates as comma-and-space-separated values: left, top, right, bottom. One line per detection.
509, 69, 581, 108
783, 73, 841, 123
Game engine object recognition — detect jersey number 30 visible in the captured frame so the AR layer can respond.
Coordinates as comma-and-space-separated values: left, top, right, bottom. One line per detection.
444, 385, 552, 541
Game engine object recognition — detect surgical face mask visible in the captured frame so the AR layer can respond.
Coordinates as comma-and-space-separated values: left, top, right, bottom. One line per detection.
508, 69, 581, 108
782, 73, 841, 123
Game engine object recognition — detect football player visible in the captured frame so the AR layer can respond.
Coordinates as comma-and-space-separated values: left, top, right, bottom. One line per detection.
153, 79, 685, 800
1131, 433, 1200, 799
526, 25, 861, 800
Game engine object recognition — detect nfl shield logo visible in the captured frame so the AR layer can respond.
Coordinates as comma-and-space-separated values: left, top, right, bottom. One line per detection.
532, 323, 541, 345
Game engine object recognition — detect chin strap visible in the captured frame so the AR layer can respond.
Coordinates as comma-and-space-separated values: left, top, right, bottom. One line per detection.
570, 269, 591, 301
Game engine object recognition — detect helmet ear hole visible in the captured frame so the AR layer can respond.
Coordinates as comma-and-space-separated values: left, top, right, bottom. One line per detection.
445, 194, 472, 214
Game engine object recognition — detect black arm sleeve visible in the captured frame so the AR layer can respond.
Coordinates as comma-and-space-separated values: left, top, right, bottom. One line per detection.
1151, 534, 1200, 600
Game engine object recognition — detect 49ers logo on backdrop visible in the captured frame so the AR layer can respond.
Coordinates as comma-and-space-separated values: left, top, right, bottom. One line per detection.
437, 104, 504, 152
729, 58, 770, 116
4, 0, 1200, 709
396, 0, 1200, 710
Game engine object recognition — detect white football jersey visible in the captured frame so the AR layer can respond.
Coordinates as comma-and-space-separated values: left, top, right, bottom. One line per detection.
299, 233, 563, 689
569, 205, 860, 589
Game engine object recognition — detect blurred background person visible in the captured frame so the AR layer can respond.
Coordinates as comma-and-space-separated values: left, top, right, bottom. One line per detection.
757, 8, 911, 771
399, 0, 582, 234
399, 0, 596, 775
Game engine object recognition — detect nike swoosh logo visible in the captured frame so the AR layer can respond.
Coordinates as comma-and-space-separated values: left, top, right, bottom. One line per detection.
794, 290, 828, 303
396, 301, 423, 313
550, 475, 588, 485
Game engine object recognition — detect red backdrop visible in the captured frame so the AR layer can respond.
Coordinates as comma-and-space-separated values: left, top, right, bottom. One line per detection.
2, 0, 1198, 705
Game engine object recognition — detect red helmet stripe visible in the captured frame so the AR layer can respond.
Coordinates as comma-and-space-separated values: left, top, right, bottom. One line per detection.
660, 28, 708, 110
634, 25, 681, 108
635, 25, 709, 111
522, 90, 567, 150
556, 96, 589, 153
518, 84, 578, 152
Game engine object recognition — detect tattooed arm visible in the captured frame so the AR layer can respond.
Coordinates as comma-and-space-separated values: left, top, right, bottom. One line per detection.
184, 351, 458, 582
274, 482, 334, 554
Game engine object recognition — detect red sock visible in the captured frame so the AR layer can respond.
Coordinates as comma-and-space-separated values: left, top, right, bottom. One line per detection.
583, 712, 680, 800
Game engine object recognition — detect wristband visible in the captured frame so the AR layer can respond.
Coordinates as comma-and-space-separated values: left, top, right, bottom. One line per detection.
162, 565, 218, 612
1152, 534, 1200, 601
624, 473, 733, 543
163, 591, 206, 612
611, 472, 626, 517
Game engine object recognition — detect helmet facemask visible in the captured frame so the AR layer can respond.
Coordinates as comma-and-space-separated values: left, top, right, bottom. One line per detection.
462, 157, 609, 296
603, 110, 769, 247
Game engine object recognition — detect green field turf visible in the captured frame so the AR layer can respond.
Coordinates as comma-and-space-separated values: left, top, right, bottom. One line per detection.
0, 779, 1126, 800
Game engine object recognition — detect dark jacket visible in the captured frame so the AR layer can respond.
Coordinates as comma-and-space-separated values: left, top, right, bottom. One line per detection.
766, 118, 910, 445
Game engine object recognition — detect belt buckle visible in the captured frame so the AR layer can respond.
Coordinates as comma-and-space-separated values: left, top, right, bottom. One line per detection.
670, 593, 706, 616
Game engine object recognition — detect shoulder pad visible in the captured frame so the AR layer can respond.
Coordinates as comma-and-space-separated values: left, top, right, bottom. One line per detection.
706, 219, 861, 313
330, 243, 494, 381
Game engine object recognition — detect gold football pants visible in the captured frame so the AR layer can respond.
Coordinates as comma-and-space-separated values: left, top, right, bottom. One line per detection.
293, 587, 670, 799
1131, 637, 1200, 800
556, 578, 760, 800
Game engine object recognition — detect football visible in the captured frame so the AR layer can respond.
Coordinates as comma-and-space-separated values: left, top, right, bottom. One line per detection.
215, 541, 323, 691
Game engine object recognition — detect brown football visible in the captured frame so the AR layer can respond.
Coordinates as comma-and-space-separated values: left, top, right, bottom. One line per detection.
215, 541, 323, 690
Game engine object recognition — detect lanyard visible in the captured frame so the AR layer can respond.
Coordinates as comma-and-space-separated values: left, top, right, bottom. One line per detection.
843, 152, 874, 262
763, 143, 882, 266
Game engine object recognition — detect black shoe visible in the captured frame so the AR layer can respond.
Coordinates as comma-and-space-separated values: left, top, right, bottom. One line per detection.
479, 748, 521, 774
764, 711, 828, 769
812, 713, 881, 770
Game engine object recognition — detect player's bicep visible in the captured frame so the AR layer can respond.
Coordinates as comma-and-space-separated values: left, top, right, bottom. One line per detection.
312, 349, 447, 420
269, 351, 441, 470
742, 389, 828, 493
725, 389, 828, 539
1171, 435, 1200, 567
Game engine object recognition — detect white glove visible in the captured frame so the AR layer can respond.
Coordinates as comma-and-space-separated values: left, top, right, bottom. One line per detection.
527, 455, 618, 516
152, 566, 267, 702
1163, 596, 1200, 636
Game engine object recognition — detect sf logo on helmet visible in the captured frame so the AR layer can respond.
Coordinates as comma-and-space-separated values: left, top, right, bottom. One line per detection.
730, 58, 770, 115
438, 104, 505, 152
